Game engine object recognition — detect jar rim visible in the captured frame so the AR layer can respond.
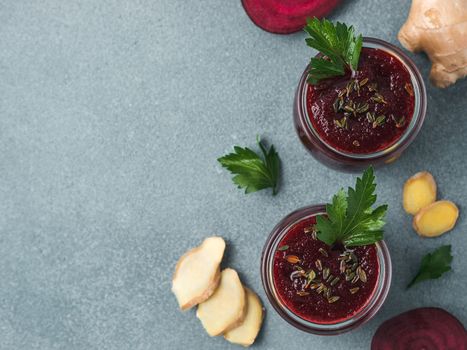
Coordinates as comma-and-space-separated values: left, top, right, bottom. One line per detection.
260, 204, 392, 335
296, 37, 427, 160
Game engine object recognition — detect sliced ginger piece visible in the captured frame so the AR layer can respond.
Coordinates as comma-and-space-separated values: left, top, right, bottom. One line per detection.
403, 171, 437, 215
196, 268, 246, 336
224, 288, 264, 347
413, 200, 459, 237
172, 236, 225, 310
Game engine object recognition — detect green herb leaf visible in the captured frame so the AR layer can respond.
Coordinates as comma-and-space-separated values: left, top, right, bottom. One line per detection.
304, 18, 363, 84
407, 245, 453, 289
217, 136, 280, 195
316, 167, 387, 247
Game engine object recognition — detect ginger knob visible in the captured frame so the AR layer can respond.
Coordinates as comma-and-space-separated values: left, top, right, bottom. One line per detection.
398, 0, 467, 88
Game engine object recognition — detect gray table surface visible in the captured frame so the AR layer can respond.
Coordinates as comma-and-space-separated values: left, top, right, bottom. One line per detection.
0, 0, 466, 349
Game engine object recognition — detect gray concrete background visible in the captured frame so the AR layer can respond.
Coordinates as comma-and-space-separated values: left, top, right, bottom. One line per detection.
0, 0, 466, 349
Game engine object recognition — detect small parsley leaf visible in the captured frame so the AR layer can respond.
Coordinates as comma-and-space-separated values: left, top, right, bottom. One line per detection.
304, 18, 363, 84
217, 136, 280, 195
407, 245, 453, 289
316, 167, 387, 247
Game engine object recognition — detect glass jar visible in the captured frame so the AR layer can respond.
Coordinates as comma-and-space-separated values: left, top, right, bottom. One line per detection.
293, 38, 427, 172
261, 204, 392, 335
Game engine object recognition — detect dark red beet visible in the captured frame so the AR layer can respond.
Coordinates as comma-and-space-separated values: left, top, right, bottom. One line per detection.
241, 0, 341, 34
372, 308, 467, 350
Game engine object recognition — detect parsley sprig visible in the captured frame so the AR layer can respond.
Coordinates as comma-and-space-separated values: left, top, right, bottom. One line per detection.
407, 245, 453, 289
316, 167, 387, 247
218, 136, 280, 195
304, 18, 363, 84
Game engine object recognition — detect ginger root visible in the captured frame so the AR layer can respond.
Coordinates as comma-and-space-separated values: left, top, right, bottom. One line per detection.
224, 288, 264, 347
196, 268, 246, 336
398, 0, 467, 88
403, 171, 437, 215
172, 236, 225, 310
413, 200, 459, 237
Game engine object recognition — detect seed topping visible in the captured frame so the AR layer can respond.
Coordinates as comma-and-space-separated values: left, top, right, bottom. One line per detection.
285, 255, 300, 264
330, 276, 340, 286
319, 248, 329, 257
283, 244, 370, 306
404, 82, 414, 96
357, 266, 367, 283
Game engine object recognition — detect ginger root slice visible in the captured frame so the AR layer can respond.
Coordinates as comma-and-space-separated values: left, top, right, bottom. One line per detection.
196, 268, 246, 336
413, 200, 459, 237
398, 0, 467, 88
172, 236, 225, 310
403, 171, 437, 215
224, 288, 264, 347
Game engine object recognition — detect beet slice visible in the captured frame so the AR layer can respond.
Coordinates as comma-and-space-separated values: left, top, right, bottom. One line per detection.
241, 0, 341, 34
372, 308, 467, 350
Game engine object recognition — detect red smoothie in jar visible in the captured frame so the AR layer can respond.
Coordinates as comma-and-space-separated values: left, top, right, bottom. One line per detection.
273, 215, 379, 324
306, 47, 415, 154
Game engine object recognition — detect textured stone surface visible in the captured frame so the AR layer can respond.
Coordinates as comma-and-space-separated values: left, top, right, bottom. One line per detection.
0, 0, 466, 349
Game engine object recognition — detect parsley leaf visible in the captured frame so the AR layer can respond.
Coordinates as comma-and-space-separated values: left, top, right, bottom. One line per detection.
407, 245, 453, 289
217, 136, 280, 195
316, 167, 387, 247
304, 18, 363, 84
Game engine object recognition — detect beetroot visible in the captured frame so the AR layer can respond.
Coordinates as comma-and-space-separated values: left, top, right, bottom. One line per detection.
372, 308, 467, 350
241, 0, 341, 34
